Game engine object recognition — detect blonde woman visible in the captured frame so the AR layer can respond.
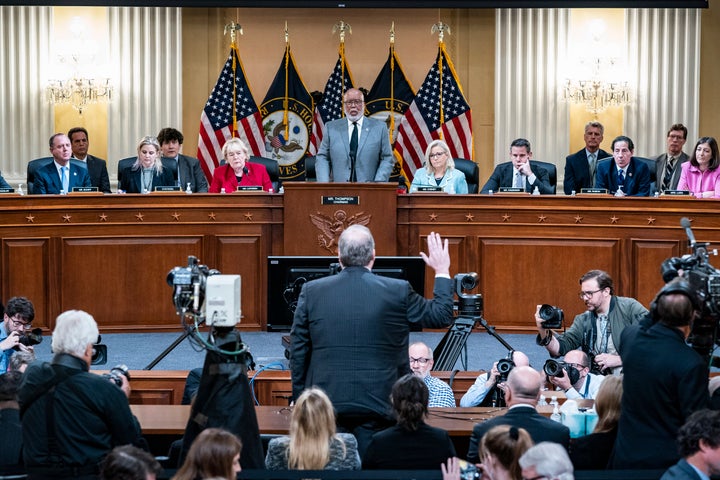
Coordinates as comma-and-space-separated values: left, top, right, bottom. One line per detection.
119, 136, 174, 193
265, 387, 361, 470
410, 139, 468, 194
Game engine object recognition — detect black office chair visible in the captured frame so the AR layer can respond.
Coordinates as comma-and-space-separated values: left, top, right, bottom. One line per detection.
249, 156, 282, 191
634, 156, 658, 193
453, 158, 480, 194
305, 156, 317, 182
27, 157, 88, 194
530, 160, 557, 194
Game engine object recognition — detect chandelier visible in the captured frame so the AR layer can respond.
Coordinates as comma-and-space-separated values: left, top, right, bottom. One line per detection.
562, 58, 631, 115
46, 76, 113, 114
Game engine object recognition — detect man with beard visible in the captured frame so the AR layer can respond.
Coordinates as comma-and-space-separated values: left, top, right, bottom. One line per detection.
315, 88, 394, 182
535, 270, 647, 375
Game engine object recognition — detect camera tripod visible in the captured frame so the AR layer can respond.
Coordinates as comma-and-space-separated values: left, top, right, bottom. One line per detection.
432, 314, 515, 371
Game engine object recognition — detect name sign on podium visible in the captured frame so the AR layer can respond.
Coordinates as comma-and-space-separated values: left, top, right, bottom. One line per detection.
154, 186, 181, 192
0, 188, 14, 194
580, 188, 608, 195
322, 196, 359, 205
663, 190, 691, 196
415, 186, 443, 192
72, 187, 99, 193
498, 187, 525, 193
237, 186, 263, 191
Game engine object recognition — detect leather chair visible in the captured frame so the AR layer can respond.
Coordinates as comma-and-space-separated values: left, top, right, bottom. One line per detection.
305, 156, 316, 182
249, 156, 282, 192
453, 158, 480, 194
530, 160, 557, 194
27, 157, 87, 194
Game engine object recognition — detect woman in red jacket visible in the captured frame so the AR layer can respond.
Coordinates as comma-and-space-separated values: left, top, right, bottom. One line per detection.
209, 138, 272, 192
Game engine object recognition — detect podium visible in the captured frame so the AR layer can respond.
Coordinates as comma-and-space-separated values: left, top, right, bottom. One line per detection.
282, 182, 398, 256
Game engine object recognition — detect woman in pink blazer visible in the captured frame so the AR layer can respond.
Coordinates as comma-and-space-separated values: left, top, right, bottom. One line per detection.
677, 136, 720, 198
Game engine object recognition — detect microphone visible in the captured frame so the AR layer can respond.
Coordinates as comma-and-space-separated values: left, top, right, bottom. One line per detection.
349, 152, 357, 183
243, 166, 249, 175
681, 217, 696, 247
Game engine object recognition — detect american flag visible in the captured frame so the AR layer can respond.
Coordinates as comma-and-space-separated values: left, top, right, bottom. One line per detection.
394, 44, 473, 181
197, 45, 265, 179
308, 56, 354, 155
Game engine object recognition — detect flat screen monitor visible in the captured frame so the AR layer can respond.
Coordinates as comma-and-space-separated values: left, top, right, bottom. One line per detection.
267, 255, 426, 331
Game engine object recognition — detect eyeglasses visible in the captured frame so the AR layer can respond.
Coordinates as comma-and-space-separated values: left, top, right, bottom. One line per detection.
409, 357, 430, 365
668, 134, 685, 140
226, 151, 245, 158
8, 316, 30, 328
579, 289, 603, 299
565, 362, 588, 370
429, 152, 446, 159
522, 476, 546, 480
343, 100, 364, 106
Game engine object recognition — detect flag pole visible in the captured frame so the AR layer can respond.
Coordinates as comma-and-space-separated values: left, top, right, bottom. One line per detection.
284, 21, 290, 140
431, 21, 450, 139
389, 22, 396, 143
224, 21, 243, 138
332, 20, 352, 118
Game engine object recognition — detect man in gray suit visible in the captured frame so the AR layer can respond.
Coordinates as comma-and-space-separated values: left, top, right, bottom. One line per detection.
157, 127, 209, 192
655, 123, 689, 193
315, 88, 395, 182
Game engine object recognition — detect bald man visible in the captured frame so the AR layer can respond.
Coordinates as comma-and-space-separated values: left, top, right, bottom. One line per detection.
459, 351, 530, 407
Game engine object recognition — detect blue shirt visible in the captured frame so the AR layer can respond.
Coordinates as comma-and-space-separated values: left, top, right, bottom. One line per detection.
423, 374, 456, 407
0, 324, 13, 374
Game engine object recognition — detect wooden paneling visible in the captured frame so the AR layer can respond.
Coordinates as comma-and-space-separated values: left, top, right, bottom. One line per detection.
2, 238, 50, 328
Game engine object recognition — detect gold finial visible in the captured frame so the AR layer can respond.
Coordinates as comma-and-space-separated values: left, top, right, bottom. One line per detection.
431, 22, 451, 43
390, 21, 395, 45
224, 22, 243, 44
284, 21, 289, 44
332, 20, 352, 43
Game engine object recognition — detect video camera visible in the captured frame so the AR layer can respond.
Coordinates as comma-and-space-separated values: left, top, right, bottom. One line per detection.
455, 272, 483, 318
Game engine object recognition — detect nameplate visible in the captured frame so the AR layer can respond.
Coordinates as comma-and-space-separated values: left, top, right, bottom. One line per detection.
663, 190, 691, 196
236, 186, 263, 191
71, 187, 98, 193
498, 187, 525, 193
322, 196, 359, 205
0, 188, 14, 194
154, 186, 181, 192
415, 186, 443, 192
580, 188, 608, 195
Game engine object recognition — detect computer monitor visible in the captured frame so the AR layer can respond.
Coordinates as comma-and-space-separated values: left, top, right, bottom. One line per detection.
267, 256, 426, 331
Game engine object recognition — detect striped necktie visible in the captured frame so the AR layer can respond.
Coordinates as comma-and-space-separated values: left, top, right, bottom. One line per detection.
662, 156, 676, 191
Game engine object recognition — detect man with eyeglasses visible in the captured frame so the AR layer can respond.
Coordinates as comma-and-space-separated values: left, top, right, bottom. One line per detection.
408, 342, 455, 408
655, 123, 689, 194
546, 350, 604, 400
315, 88, 395, 183
535, 270, 647, 375
0, 296, 35, 374
459, 350, 530, 407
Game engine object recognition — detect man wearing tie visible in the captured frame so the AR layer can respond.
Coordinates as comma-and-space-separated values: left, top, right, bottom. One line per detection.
595, 135, 651, 197
33, 133, 91, 195
480, 138, 553, 194
315, 88, 395, 183
563, 121, 610, 195
654, 123, 689, 194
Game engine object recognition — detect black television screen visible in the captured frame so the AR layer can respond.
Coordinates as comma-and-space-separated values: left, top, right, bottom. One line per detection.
267, 255, 426, 331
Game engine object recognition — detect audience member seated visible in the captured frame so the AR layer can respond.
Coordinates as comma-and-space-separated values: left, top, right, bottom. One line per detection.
594, 135, 651, 196
564, 121, 609, 195
7, 349, 35, 373
68, 126, 112, 193
0, 371, 23, 475
661, 409, 720, 480
460, 351, 530, 407
363, 374, 456, 469
451, 425, 533, 480
677, 136, 720, 198
100, 445, 162, 480
34, 133, 91, 194
467, 366, 569, 464
548, 350, 605, 400
265, 387, 360, 470
409, 342, 455, 407
480, 138, 553, 194
157, 127, 209, 193
655, 123, 689, 194
119, 136, 175, 193
209, 138, 272, 192
519, 442, 574, 480
569, 375, 622, 470
409, 139, 468, 194
173, 428, 242, 480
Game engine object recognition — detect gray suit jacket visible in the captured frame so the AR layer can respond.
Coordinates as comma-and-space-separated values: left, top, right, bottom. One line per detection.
315, 116, 394, 182
164, 154, 209, 192
655, 152, 689, 192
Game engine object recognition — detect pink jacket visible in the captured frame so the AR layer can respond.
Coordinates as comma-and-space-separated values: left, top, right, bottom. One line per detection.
676, 162, 720, 198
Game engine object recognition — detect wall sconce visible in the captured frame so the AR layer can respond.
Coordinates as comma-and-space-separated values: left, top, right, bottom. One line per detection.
562, 57, 631, 115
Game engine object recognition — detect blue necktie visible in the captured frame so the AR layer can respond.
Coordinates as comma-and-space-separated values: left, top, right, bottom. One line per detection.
61, 166, 69, 193
617, 169, 625, 187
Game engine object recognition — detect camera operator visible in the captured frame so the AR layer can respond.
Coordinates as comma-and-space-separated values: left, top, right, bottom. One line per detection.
459, 351, 530, 407
18, 310, 143, 479
535, 270, 647, 375
546, 350, 605, 400
0, 296, 35, 374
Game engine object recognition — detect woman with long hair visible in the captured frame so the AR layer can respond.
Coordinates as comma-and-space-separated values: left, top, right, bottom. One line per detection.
265, 387, 360, 470
677, 136, 720, 198
119, 135, 175, 193
173, 428, 242, 480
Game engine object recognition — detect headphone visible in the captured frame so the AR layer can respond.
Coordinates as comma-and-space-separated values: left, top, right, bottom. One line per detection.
649, 278, 700, 323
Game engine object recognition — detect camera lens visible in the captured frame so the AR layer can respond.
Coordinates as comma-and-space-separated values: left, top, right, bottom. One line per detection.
543, 359, 565, 377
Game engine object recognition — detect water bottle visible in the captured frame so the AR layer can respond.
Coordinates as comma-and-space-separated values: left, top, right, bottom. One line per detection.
17, 184, 24, 196
220, 187, 226, 194
551, 404, 562, 423
532, 186, 540, 195
538, 394, 547, 406
185, 182, 192, 194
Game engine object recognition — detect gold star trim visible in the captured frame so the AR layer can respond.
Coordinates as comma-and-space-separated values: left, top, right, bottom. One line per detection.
135, 212, 145, 221
647, 217, 656, 225
502, 213, 511, 222
429, 213, 438, 221
25, 214, 35, 223
244, 212, 253, 221
171, 212, 181, 221
98, 213, 108, 222
62, 214, 72, 223
610, 215, 619, 224
465, 213, 475, 222
574, 215, 583, 223
208, 212, 217, 220
537, 214, 547, 223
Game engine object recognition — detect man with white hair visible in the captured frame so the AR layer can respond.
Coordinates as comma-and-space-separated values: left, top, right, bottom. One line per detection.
519, 442, 575, 480
18, 310, 142, 479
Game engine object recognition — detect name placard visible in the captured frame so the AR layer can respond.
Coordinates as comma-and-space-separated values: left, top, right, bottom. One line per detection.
498, 187, 525, 193
580, 188, 608, 195
415, 186, 443, 192
154, 186, 181, 192
236, 186, 263, 191
322, 196, 359, 205
663, 190, 692, 196
0, 188, 15, 194
72, 187, 99, 193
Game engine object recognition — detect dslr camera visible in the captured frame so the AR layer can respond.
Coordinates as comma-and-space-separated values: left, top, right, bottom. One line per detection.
102, 364, 130, 388
538, 304, 564, 330
496, 354, 516, 383
543, 358, 566, 378
14, 327, 43, 351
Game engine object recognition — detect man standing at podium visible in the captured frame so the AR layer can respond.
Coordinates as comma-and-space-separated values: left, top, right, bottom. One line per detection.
315, 88, 395, 182
290, 226, 453, 455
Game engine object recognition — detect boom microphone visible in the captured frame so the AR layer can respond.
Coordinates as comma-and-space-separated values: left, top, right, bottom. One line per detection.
681, 217, 696, 247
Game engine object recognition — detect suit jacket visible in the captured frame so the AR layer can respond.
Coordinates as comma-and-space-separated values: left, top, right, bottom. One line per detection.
315, 116, 395, 182
290, 266, 453, 419
594, 157, 651, 196
655, 152, 689, 192
33, 161, 91, 194
164, 154, 209, 192
660, 458, 703, 480
209, 163, 272, 192
75, 155, 111, 193
563, 148, 610, 195
0, 172, 11, 190
363, 423, 456, 470
119, 165, 176, 193
480, 161, 553, 194
467, 405, 570, 463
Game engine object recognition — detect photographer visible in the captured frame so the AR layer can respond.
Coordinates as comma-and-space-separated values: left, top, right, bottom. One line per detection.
459, 351, 530, 407
535, 270, 647, 375
0, 296, 35, 374
18, 310, 143, 479
546, 350, 604, 400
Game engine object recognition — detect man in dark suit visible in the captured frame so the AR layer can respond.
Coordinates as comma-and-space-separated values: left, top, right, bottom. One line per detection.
661, 409, 720, 480
595, 135, 651, 196
466, 366, 570, 463
34, 134, 91, 194
290, 225, 453, 455
563, 121, 610, 195
480, 138, 553, 194
655, 123, 690, 194
68, 127, 111, 193
157, 127, 209, 192
315, 88, 395, 182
